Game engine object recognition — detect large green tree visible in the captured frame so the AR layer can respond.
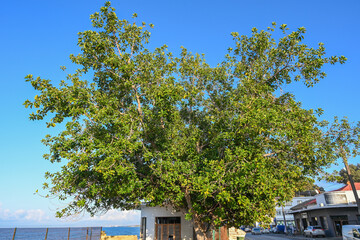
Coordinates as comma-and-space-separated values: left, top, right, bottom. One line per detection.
24, 3, 346, 239
327, 117, 360, 213
337, 164, 360, 184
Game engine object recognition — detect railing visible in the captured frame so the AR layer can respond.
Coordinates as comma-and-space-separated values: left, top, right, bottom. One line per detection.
0, 227, 102, 240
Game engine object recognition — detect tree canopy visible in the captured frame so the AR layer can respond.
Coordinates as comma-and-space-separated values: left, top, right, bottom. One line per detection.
24, 2, 346, 239
326, 117, 360, 213
337, 164, 360, 184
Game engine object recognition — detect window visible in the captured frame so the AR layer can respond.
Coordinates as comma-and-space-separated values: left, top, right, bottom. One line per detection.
353, 228, 360, 239
155, 217, 181, 240
297, 200, 303, 204
286, 210, 292, 215
156, 217, 181, 224
140, 217, 146, 240
285, 201, 292, 206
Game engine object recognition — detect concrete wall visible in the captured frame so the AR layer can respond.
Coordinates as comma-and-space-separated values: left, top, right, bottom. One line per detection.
293, 206, 359, 237
140, 205, 194, 240
345, 190, 360, 203
228, 227, 245, 240
274, 196, 313, 224
101, 231, 137, 240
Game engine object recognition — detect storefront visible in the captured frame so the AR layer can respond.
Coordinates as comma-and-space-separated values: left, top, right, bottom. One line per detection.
290, 183, 360, 237
291, 206, 359, 237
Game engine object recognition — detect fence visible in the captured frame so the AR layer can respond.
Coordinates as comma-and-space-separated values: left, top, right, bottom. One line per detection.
0, 227, 102, 240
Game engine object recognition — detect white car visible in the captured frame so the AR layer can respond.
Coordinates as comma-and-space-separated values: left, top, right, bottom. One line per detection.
270, 227, 277, 233
251, 227, 261, 235
303, 226, 326, 237
244, 227, 251, 232
342, 225, 360, 240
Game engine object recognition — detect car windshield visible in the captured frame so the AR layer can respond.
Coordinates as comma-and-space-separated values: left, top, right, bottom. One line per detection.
253, 228, 260, 231
313, 226, 322, 229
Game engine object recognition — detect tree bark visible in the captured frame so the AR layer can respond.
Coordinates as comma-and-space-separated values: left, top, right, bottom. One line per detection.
184, 188, 213, 240
193, 220, 213, 240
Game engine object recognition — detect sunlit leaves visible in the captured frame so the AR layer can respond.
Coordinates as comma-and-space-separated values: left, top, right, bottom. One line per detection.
24, 1, 345, 235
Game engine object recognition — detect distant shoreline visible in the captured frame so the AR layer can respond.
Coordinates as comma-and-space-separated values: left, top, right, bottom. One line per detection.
0, 226, 140, 228
105, 225, 140, 228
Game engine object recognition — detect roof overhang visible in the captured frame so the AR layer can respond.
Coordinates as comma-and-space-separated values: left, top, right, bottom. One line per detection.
289, 204, 358, 214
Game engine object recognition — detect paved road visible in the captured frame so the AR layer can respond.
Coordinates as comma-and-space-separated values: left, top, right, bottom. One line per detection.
244, 233, 342, 240
245, 233, 294, 240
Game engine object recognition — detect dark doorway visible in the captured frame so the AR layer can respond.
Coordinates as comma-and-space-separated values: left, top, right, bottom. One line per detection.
155, 217, 181, 240
296, 219, 301, 232
331, 215, 348, 236
301, 218, 308, 230
140, 217, 147, 240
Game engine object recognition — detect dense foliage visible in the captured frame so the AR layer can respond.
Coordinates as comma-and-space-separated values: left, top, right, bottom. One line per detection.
24, 3, 346, 239
327, 117, 360, 214
337, 164, 360, 184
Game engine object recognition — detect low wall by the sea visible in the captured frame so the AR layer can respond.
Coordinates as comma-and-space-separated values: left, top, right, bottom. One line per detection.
101, 231, 138, 240
0, 227, 102, 240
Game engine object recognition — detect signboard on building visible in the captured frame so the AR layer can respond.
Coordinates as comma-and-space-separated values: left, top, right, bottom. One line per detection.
324, 192, 347, 205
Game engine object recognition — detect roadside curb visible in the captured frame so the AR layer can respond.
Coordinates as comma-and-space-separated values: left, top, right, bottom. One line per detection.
244, 233, 342, 240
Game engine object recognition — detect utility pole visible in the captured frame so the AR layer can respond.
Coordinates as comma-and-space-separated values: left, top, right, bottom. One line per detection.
281, 204, 287, 234
343, 154, 360, 214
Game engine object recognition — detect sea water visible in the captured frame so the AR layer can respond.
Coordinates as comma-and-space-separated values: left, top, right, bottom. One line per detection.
0, 226, 139, 240
102, 227, 140, 238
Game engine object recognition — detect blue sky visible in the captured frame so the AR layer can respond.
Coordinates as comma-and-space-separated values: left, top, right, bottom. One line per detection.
0, 0, 359, 227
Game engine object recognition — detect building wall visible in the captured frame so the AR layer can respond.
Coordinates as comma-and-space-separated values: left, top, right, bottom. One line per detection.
274, 197, 313, 225
315, 190, 360, 207
140, 205, 194, 240
293, 207, 359, 237
346, 190, 360, 203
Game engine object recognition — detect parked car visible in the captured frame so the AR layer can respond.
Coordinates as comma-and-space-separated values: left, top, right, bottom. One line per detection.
342, 225, 360, 240
303, 226, 326, 237
251, 227, 261, 235
244, 227, 251, 232
262, 228, 270, 234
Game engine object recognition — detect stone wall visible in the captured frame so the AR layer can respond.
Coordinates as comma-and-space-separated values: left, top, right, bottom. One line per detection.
228, 227, 246, 240
101, 231, 138, 240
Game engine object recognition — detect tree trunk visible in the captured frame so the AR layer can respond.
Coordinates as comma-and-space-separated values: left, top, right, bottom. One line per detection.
193, 220, 213, 240
184, 188, 213, 240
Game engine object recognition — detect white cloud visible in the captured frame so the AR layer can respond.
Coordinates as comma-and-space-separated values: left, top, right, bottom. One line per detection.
0, 202, 49, 222
90, 209, 140, 222
0, 202, 140, 227
24, 209, 49, 222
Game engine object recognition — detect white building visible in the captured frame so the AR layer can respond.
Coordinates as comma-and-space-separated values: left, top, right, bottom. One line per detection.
273, 194, 316, 226
140, 205, 194, 240
290, 183, 360, 237
140, 205, 245, 240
